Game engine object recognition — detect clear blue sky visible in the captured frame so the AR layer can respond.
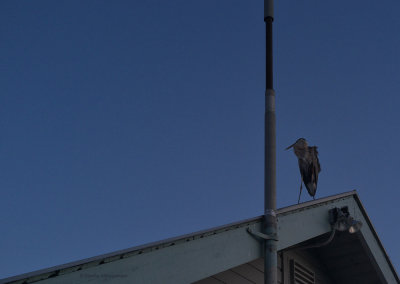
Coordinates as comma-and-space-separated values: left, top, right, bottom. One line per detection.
1, 0, 399, 279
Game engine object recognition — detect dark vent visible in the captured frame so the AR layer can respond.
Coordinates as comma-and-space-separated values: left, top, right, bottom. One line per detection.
290, 259, 315, 284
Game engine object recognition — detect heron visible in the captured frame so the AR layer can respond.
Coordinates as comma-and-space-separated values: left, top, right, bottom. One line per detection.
286, 138, 321, 204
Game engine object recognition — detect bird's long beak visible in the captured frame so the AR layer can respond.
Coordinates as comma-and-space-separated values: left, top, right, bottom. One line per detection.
285, 143, 295, 150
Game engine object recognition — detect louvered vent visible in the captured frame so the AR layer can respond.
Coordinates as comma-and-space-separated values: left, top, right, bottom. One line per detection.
290, 259, 315, 284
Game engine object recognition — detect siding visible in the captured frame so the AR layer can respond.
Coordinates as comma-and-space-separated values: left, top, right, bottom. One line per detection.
193, 253, 283, 284
283, 250, 334, 284
195, 249, 334, 284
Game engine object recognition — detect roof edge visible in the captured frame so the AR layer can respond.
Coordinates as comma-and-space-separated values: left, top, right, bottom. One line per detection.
352, 193, 400, 283
2, 190, 398, 284
277, 190, 357, 215
0, 216, 264, 284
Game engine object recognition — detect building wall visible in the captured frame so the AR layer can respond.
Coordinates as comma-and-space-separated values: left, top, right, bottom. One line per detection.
193, 249, 335, 284
282, 249, 334, 284
193, 253, 283, 284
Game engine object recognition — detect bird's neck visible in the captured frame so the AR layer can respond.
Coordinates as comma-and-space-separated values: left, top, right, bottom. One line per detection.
294, 147, 308, 159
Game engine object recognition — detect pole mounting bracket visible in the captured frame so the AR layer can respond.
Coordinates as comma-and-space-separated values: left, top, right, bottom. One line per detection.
247, 228, 278, 241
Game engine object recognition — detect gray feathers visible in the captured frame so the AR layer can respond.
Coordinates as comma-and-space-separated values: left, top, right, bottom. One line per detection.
286, 138, 321, 202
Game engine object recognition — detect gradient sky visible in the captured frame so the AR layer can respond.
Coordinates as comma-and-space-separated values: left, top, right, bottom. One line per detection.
1, 0, 400, 279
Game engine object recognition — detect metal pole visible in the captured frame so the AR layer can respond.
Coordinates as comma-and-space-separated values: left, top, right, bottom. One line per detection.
264, 0, 277, 283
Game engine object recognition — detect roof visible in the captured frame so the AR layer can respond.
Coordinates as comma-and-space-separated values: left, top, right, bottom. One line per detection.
1, 190, 398, 284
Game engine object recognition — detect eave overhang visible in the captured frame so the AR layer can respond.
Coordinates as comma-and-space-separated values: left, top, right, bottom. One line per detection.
1, 190, 398, 284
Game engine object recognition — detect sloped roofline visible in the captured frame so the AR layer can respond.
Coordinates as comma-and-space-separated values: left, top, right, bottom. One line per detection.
1, 190, 398, 283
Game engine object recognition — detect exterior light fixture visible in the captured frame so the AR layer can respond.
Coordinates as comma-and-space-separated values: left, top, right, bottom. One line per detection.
297, 206, 363, 250
329, 206, 362, 234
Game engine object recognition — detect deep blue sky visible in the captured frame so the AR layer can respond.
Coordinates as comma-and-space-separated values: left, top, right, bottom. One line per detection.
1, 0, 399, 279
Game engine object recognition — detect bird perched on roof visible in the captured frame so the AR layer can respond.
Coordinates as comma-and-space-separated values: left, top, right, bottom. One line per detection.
286, 138, 321, 204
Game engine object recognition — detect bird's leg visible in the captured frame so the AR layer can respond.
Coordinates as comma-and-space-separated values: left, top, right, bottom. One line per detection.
298, 180, 303, 204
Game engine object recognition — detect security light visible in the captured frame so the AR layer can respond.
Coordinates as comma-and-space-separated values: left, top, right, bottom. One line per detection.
329, 206, 362, 234
348, 220, 363, 234
291, 206, 363, 250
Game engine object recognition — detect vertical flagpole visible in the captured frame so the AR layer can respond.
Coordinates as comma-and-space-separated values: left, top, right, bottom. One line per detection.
264, 0, 277, 283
